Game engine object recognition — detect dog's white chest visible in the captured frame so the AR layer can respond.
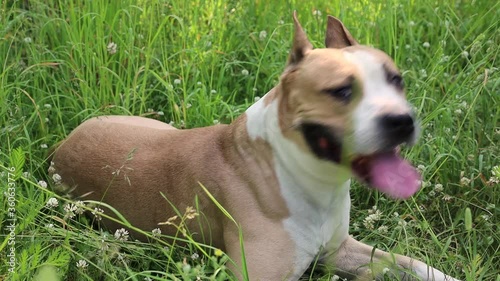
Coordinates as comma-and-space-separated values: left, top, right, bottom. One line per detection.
278, 164, 351, 272
246, 97, 352, 276
272, 133, 352, 276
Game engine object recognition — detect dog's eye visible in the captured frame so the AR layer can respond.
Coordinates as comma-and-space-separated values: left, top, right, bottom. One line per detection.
324, 86, 352, 103
388, 74, 404, 89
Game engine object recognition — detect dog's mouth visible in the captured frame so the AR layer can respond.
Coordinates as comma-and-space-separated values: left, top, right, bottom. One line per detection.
350, 150, 421, 199
301, 123, 421, 199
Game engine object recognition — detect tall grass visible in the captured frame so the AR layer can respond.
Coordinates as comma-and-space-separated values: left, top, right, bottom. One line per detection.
1, 0, 498, 280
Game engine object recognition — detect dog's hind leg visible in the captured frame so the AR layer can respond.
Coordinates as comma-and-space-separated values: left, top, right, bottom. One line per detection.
323, 236, 460, 281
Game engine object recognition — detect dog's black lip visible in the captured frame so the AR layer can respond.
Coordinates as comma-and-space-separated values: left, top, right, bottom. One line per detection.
300, 123, 342, 163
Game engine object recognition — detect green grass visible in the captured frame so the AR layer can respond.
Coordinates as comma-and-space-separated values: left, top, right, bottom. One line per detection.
0, 0, 498, 280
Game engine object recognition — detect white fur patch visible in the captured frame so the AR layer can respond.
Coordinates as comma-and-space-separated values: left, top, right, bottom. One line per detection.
245, 96, 267, 139
245, 96, 352, 276
344, 50, 416, 154
414, 260, 460, 281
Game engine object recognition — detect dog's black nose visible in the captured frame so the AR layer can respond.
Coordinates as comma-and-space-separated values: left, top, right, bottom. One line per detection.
379, 114, 415, 144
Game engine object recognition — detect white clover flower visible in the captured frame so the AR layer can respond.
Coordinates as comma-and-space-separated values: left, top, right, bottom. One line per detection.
196, 81, 202, 86
99, 239, 110, 252
488, 176, 499, 185
423, 42, 430, 48
23, 171, 30, 178
114, 228, 129, 241
76, 259, 88, 269
419, 69, 428, 78
368, 205, 378, 214
454, 108, 463, 115
152, 228, 162, 237
408, 21, 415, 27
277, 20, 284, 25
107, 42, 117, 54
313, 10, 322, 17
331, 275, 340, 281
173, 78, 181, 85
64, 203, 77, 218
377, 225, 389, 234
52, 173, 62, 184
46, 223, 54, 228
382, 267, 390, 274
461, 50, 469, 58
480, 214, 490, 221
38, 180, 48, 188
46, 197, 59, 208
213, 119, 220, 125
259, 30, 267, 41
352, 222, 360, 231
40, 144, 48, 149
191, 252, 199, 260
48, 161, 56, 174
434, 184, 444, 193
440, 55, 450, 63
443, 194, 453, 201
157, 111, 164, 116
241, 69, 249, 76
417, 164, 426, 173
460, 177, 471, 186
210, 89, 217, 94
74, 201, 85, 214
24, 37, 32, 43
92, 207, 104, 221
254, 96, 261, 102
363, 209, 382, 230
186, 103, 192, 109
44, 104, 52, 109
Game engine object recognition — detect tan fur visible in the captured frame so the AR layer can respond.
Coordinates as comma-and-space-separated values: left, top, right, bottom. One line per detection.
52, 115, 296, 278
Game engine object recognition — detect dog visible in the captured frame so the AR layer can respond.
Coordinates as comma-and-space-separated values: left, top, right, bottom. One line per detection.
50, 13, 460, 281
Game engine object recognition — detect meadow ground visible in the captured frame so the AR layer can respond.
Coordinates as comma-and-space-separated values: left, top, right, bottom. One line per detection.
0, 0, 498, 280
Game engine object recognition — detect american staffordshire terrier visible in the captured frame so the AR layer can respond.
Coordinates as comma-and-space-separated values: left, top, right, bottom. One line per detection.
50, 13, 460, 281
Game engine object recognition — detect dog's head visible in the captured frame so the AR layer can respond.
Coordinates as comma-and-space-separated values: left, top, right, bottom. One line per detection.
278, 13, 421, 198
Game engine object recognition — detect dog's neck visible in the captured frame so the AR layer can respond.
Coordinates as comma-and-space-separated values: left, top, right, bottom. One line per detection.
243, 85, 352, 208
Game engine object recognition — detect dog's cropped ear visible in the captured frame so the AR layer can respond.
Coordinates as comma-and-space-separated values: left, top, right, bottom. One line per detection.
325, 16, 358, 48
287, 11, 313, 67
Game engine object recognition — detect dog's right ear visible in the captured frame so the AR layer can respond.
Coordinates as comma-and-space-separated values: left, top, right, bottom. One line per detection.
287, 11, 313, 67
325, 16, 358, 48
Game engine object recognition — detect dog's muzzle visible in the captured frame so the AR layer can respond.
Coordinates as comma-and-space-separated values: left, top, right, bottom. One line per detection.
378, 113, 415, 147
300, 118, 421, 199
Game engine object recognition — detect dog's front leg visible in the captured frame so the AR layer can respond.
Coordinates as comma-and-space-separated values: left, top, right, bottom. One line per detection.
324, 236, 460, 281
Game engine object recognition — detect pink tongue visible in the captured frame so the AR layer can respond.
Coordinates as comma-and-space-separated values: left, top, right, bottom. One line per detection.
370, 153, 421, 199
